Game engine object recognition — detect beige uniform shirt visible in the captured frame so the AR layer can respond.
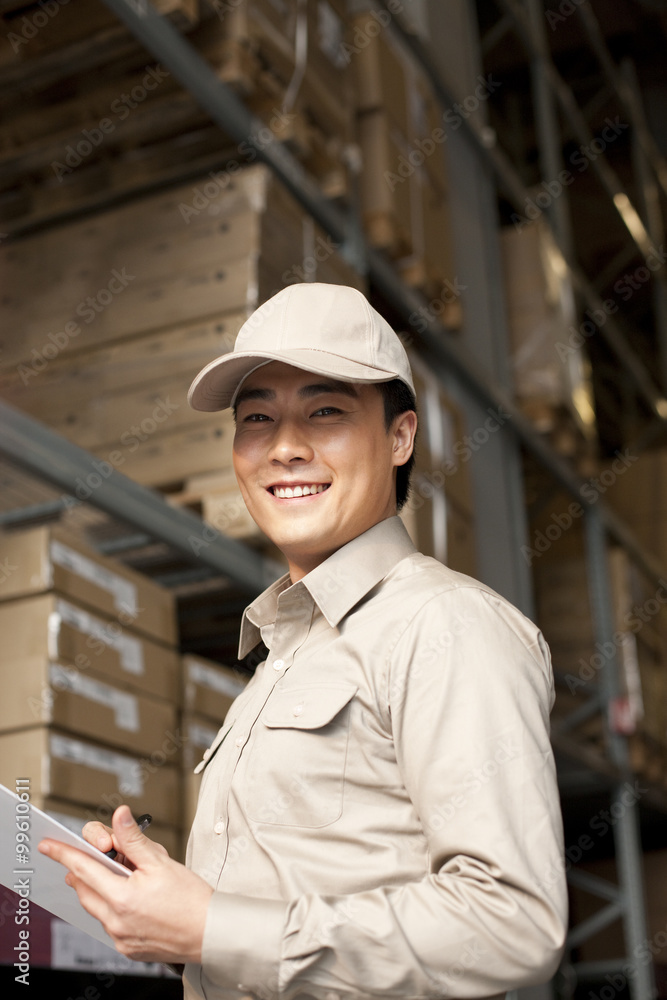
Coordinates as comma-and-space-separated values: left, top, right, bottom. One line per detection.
183, 516, 567, 1000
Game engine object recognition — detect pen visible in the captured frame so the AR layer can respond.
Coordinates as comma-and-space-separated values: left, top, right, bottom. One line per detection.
105, 813, 152, 859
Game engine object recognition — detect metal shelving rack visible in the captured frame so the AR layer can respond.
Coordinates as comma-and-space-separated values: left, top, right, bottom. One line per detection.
1, 1, 666, 998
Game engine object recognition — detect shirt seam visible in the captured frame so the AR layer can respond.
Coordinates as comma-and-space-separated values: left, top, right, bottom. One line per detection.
384, 581, 547, 711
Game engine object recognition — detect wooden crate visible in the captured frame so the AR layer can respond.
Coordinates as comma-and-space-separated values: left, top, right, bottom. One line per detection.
1, 163, 367, 491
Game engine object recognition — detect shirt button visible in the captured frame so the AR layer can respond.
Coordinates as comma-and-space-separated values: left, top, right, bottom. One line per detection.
214, 820, 225, 835
235, 735, 244, 747
292, 703, 304, 717
273, 658, 284, 670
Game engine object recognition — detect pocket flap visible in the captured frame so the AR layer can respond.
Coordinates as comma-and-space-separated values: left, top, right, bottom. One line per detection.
261, 683, 358, 730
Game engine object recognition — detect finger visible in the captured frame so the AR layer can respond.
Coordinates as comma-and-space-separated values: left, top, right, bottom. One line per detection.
38, 840, 128, 896
110, 805, 162, 868
82, 821, 114, 852
63, 868, 115, 929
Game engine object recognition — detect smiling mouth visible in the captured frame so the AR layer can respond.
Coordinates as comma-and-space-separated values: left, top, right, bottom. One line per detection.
268, 483, 331, 499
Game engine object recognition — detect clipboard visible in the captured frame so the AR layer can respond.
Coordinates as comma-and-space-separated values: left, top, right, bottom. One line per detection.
0, 783, 129, 948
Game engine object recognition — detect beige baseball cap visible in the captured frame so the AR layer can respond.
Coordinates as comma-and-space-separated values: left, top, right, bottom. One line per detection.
188, 282, 415, 411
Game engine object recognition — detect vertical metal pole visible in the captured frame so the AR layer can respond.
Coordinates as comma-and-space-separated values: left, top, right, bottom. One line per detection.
583, 509, 621, 753
612, 784, 656, 1000
584, 508, 656, 1000
526, 0, 573, 254
422, 0, 534, 616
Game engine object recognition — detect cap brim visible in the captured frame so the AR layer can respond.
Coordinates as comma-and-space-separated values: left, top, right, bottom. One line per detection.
188, 349, 409, 411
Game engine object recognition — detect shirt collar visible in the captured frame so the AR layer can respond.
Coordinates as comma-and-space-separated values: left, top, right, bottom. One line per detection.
237, 515, 417, 659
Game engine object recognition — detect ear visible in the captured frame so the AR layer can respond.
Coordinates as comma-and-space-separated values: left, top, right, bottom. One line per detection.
392, 410, 418, 467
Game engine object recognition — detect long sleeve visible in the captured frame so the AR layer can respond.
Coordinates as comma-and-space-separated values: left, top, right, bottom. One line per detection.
195, 584, 568, 1000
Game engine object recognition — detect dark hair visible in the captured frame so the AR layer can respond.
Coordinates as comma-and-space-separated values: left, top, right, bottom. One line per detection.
375, 379, 417, 511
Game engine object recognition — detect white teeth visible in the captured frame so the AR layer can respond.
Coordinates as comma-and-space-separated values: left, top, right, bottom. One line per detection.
273, 484, 330, 498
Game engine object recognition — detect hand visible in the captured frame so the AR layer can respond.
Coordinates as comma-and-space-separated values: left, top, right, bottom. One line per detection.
39, 804, 213, 963
81, 817, 169, 870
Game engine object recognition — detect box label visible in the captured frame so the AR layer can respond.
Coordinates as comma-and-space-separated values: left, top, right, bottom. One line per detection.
49, 733, 143, 797
53, 598, 145, 675
49, 664, 140, 732
189, 721, 219, 749
188, 661, 245, 699
50, 540, 138, 616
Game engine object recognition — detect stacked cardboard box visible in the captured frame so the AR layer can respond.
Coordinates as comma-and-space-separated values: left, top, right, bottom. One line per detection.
0, 523, 183, 856
0, 163, 365, 491
351, 10, 457, 318
181, 654, 248, 833
500, 218, 597, 460
398, 351, 477, 577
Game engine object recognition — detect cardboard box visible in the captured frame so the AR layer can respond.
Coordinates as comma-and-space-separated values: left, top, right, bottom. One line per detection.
352, 11, 411, 136
0, 658, 179, 757
182, 713, 221, 833
0, 313, 245, 420
0, 523, 178, 646
0, 165, 364, 373
197, 472, 263, 542
95, 413, 235, 488
182, 654, 247, 725
0, 592, 179, 703
357, 109, 413, 255
0, 728, 182, 827
500, 219, 594, 429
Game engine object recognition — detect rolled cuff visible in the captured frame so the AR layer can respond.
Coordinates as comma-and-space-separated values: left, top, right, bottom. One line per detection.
201, 892, 288, 995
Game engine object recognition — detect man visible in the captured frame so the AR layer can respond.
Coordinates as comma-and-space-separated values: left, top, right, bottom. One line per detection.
41, 282, 567, 999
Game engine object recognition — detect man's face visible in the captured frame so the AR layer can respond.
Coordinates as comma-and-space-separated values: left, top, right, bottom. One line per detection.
232, 361, 415, 580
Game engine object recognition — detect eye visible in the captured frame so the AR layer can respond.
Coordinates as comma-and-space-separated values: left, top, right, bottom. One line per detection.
242, 412, 272, 422
313, 407, 342, 416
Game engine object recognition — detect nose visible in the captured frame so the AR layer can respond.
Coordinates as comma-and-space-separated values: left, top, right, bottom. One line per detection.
267, 416, 315, 465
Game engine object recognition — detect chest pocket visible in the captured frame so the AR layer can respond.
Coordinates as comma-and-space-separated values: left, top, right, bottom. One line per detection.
244, 683, 358, 828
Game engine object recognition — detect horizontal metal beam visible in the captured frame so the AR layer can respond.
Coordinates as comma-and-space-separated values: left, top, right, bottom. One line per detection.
566, 900, 624, 950
566, 868, 621, 904
0, 400, 281, 594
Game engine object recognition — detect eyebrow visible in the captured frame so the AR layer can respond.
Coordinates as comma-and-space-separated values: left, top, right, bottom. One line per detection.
233, 380, 359, 415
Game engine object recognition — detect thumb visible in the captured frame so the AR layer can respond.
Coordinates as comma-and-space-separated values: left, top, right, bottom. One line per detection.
111, 806, 158, 866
